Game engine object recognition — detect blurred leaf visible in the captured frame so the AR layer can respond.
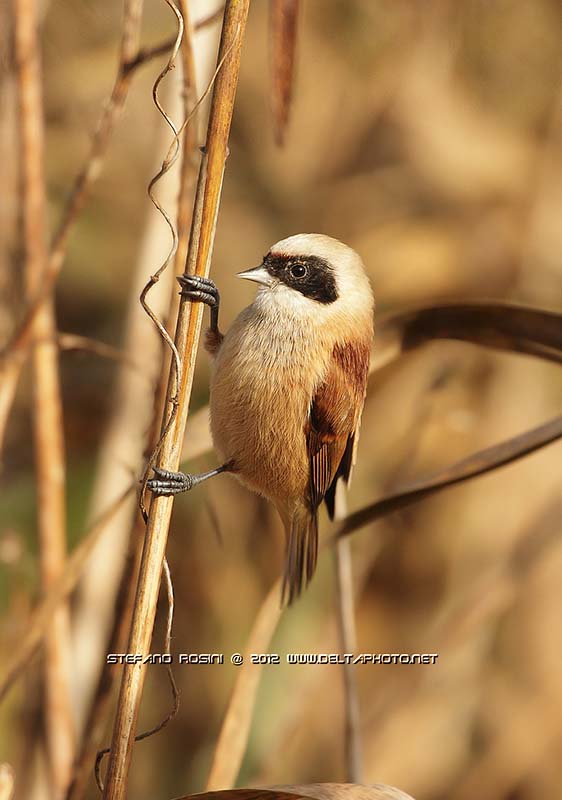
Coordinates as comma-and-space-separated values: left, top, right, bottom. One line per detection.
381, 302, 562, 365
269, 0, 300, 146
177, 785, 414, 800
337, 414, 562, 539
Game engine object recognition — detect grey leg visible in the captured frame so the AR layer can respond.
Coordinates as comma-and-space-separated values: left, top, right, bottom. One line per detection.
147, 463, 231, 497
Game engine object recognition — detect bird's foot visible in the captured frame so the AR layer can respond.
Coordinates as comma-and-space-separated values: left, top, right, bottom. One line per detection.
147, 467, 195, 496
147, 462, 232, 497
177, 274, 219, 309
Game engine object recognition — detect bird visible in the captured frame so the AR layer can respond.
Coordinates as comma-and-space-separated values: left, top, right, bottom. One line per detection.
148, 234, 374, 604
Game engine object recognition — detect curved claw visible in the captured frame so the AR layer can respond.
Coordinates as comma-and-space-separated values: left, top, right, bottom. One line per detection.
178, 274, 222, 338
148, 467, 194, 496
177, 274, 220, 307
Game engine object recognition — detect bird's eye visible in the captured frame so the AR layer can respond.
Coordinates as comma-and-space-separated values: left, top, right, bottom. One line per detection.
289, 262, 307, 279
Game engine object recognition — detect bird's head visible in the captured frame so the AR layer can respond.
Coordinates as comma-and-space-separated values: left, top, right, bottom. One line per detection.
237, 234, 373, 319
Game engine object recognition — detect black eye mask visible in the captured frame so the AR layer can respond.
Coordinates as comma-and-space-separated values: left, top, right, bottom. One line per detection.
263, 253, 339, 304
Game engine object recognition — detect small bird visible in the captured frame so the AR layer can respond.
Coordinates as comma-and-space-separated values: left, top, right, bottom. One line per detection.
149, 234, 374, 603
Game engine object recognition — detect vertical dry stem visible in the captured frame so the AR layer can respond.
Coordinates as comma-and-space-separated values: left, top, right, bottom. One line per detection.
14, 0, 74, 795
15, 0, 144, 354
206, 580, 283, 790
334, 539, 363, 782
68, 8, 201, 795
333, 484, 363, 782
102, 2, 250, 797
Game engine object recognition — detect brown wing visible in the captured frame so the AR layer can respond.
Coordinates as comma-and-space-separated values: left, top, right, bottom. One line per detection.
307, 340, 371, 520
283, 340, 371, 604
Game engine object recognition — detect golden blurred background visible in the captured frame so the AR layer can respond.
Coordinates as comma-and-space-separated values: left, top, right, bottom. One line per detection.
2, 1, 562, 799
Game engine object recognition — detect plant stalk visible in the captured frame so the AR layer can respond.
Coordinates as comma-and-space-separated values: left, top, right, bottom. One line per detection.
102, 3, 250, 797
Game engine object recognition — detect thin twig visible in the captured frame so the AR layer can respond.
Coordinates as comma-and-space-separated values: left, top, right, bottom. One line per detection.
14, 0, 75, 794
102, 3, 250, 798
206, 582, 283, 791
138, 28, 238, 517
124, 6, 225, 73
334, 538, 363, 782
57, 334, 139, 368
332, 483, 363, 782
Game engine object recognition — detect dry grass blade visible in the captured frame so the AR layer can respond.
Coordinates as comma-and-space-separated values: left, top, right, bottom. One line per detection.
177, 784, 415, 800
102, 3, 250, 797
0, 486, 134, 704
336, 414, 562, 539
269, 0, 300, 146
382, 302, 562, 365
14, 0, 74, 792
334, 539, 363, 782
332, 489, 362, 783
206, 582, 282, 790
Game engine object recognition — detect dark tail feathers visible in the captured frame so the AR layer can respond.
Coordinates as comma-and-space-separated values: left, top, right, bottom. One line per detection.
281, 507, 319, 605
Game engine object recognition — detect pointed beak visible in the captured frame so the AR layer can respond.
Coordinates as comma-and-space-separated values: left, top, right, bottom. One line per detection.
236, 265, 273, 287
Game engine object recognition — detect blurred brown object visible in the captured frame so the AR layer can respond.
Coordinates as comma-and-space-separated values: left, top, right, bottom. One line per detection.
269, 0, 300, 146
175, 785, 415, 800
267, 784, 415, 800
0, 765, 15, 800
